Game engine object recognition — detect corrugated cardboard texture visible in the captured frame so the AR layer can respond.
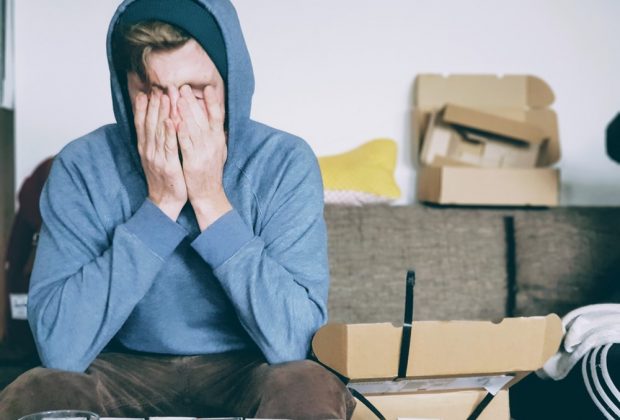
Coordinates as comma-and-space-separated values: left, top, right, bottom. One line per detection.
352, 389, 510, 420
312, 314, 562, 380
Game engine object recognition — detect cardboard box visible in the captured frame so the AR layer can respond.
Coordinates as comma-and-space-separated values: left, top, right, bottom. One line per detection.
353, 389, 509, 420
413, 74, 561, 207
417, 166, 559, 207
312, 314, 562, 420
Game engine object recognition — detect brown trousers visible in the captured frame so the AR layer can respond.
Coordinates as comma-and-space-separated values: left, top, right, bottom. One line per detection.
0, 350, 356, 420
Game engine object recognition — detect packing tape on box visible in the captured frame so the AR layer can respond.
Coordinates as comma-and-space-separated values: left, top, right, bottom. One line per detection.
398, 270, 415, 380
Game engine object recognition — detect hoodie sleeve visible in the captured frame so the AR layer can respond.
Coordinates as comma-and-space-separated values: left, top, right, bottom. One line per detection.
27, 155, 187, 372
191, 144, 329, 364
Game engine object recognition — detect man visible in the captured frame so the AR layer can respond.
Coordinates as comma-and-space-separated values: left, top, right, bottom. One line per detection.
0, 0, 355, 418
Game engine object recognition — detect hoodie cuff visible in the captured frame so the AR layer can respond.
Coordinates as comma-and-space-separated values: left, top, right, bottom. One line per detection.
191, 209, 254, 268
124, 199, 188, 259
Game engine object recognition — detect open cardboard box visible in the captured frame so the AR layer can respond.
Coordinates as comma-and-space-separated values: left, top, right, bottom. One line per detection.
413, 74, 561, 207
421, 104, 549, 169
312, 314, 563, 420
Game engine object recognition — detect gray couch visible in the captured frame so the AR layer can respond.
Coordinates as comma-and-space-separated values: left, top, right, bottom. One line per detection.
325, 205, 620, 323
1, 205, 619, 391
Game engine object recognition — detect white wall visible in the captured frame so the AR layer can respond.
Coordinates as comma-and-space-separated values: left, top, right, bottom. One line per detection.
14, 0, 620, 205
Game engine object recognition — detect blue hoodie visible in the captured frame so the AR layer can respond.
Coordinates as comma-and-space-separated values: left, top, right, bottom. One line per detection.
27, 0, 329, 373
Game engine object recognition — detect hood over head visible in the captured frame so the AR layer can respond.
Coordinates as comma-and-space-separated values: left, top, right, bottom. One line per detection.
106, 0, 255, 165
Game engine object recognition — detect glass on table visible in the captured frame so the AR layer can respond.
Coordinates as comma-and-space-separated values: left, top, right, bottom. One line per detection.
18, 410, 99, 420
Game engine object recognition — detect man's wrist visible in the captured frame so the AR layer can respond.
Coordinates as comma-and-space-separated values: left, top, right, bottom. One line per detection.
148, 197, 185, 221
192, 194, 233, 231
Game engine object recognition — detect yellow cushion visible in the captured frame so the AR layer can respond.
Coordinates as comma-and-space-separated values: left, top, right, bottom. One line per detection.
318, 139, 401, 200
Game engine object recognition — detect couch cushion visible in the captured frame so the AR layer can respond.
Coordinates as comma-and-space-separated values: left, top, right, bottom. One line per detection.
324, 205, 508, 323
514, 208, 620, 317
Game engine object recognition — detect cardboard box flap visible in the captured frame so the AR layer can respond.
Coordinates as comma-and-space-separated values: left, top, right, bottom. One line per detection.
312, 314, 563, 381
527, 76, 556, 109
442, 104, 548, 145
310, 323, 349, 377
415, 74, 554, 109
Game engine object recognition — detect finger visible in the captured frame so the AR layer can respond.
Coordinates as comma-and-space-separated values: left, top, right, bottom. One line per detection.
163, 118, 179, 160
157, 93, 170, 128
144, 91, 161, 156
180, 85, 207, 126
133, 93, 148, 153
204, 85, 225, 131
177, 120, 193, 156
155, 95, 170, 153
178, 95, 202, 143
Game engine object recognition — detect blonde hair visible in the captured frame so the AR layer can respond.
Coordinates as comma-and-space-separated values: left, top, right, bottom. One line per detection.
116, 21, 191, 81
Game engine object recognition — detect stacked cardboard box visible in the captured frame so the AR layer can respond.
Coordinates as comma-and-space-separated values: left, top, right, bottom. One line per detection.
312, 315, 563, 420
413, 74, 561, 206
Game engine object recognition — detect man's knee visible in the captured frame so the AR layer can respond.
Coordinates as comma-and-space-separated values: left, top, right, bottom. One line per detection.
263, 360, 341, 393
0, 367, 99, 419
256, 359, 356, 419
6, 367, 68, 397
